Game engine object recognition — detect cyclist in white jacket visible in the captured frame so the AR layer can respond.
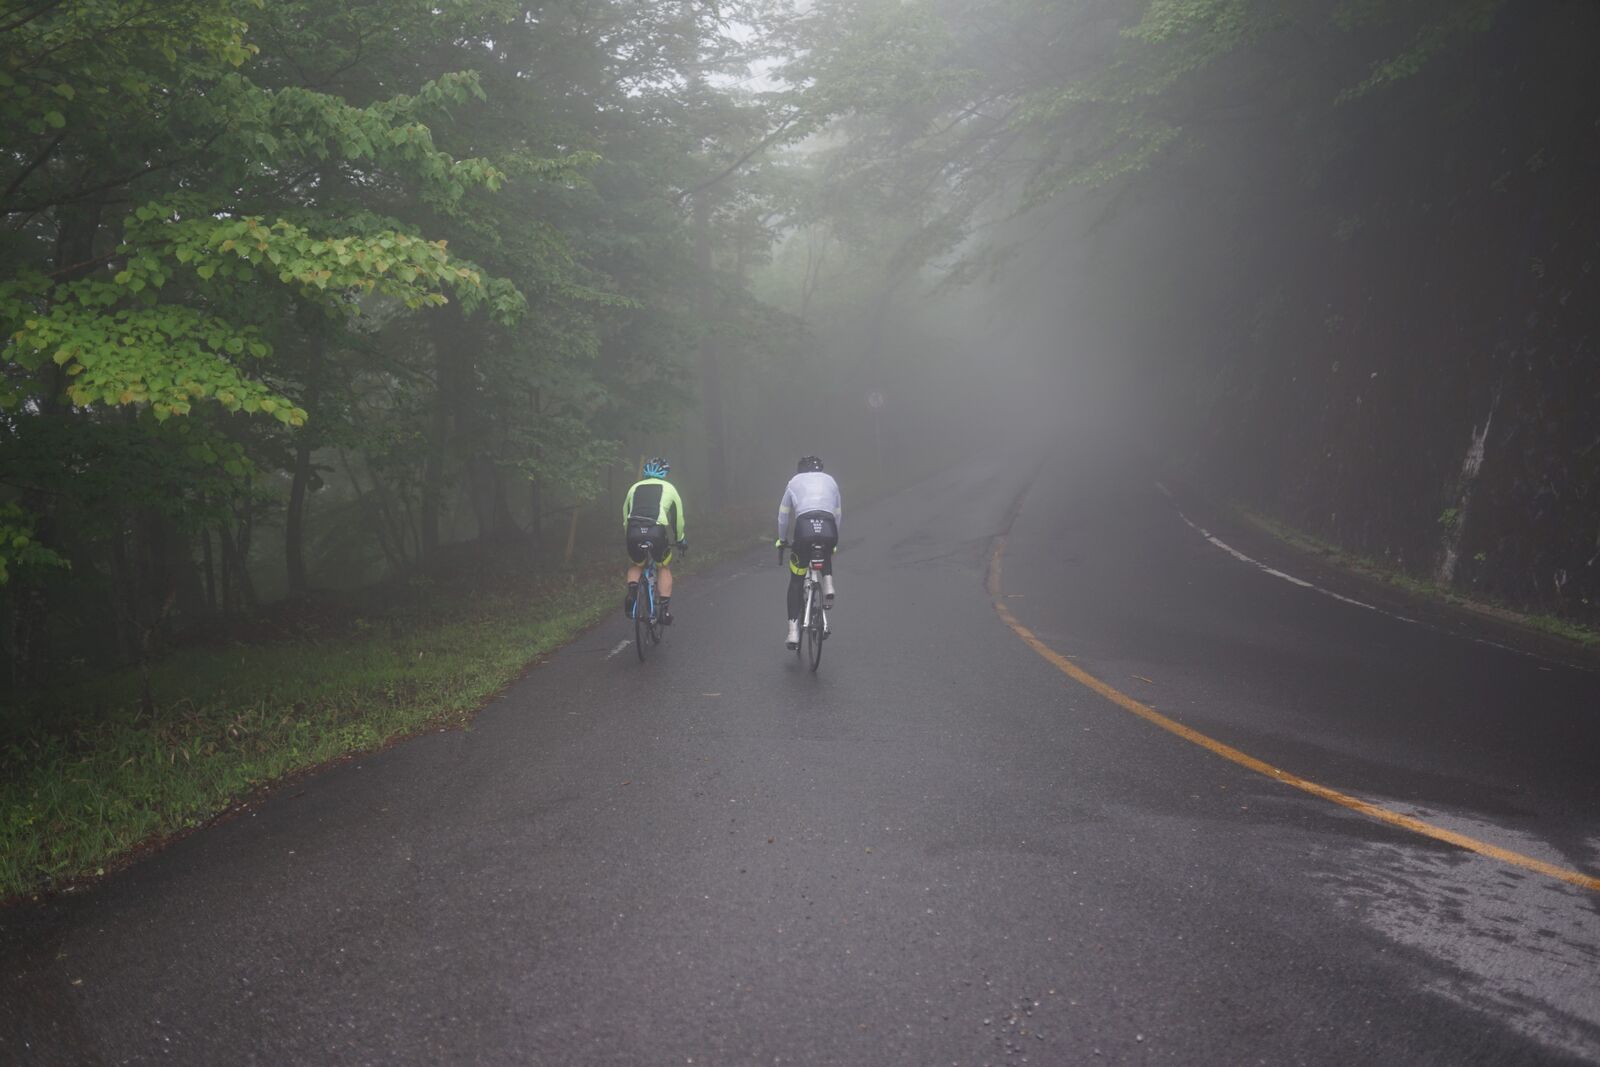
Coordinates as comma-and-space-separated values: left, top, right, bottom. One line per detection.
777, 455, 841, 649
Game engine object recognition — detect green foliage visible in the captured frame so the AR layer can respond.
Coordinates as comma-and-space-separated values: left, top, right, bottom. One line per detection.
0, 504, 67, 584
0, 0, 544, 594
0, 0, 258, 148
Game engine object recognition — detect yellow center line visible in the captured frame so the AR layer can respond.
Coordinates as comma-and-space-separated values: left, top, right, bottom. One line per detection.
987, 533, 1600, 894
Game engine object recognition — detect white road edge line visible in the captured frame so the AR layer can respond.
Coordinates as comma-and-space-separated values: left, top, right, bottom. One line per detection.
1151, 481, 1575, 668
603, 640, 631, 660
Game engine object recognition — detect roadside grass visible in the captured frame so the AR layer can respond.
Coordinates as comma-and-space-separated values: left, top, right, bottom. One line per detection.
1, 510, 765, 903
1235, 507, 1600, 648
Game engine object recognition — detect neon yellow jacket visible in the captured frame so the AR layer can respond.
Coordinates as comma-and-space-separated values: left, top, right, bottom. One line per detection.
623, 478, 685, 542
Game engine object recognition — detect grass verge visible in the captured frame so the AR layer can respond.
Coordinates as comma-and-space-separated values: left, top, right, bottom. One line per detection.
1, 510, 766, 903
1234, 506, 1600, 648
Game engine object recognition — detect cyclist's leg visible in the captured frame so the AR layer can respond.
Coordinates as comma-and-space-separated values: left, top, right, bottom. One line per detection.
624, 555, 644, 614
816, 515, 838, 601
651, 527, 675, 622
785, 567, 803, 648
787, 569, 805, 619
783, 545, 803, 645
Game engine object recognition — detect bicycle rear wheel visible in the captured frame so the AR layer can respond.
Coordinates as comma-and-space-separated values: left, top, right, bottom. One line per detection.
806, 582, 824, 671
634, 572, 651, 662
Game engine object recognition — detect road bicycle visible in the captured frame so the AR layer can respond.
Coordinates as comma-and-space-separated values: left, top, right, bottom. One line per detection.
630, 537, 684, 662
780, 540, 831, 671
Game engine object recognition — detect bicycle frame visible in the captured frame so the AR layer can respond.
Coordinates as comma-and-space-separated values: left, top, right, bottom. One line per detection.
632, 551, 662, 661
638, 558, 658, 617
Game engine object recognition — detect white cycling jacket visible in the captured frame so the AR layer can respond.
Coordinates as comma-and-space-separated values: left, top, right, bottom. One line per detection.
777, 471, 842, 542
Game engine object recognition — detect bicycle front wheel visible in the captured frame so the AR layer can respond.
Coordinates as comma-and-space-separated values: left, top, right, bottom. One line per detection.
634, 575, 650, 662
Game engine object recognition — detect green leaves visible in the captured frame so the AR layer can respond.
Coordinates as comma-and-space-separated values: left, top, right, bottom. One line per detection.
0, 505, 68, 585
0, 1, 262, 206
8, 298, 301, 424
201, 72, 506, 213
118, 205, 503, 316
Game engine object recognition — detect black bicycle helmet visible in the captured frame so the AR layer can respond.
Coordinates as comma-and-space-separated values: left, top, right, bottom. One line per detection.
797, 455, 824, 473
642, 456, 670, 478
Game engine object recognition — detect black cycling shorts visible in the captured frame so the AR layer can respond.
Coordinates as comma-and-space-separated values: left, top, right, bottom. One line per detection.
626, 521, 672, 565
789, 511, 838, 572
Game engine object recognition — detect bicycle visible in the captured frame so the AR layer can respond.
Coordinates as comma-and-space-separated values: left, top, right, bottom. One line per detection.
780, 540, 830, 671
629, 537, 686, 662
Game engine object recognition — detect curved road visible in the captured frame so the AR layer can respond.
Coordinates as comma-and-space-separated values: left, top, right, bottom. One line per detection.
5, 437, 1599, 1065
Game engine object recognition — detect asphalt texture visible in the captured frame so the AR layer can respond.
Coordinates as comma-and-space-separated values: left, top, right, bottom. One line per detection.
4, 437, 1599, 1065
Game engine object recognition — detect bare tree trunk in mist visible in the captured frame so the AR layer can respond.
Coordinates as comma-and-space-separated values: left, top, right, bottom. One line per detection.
529, 388, 543, 547
200, 526, 216, 615
695, 192, 729, 508
467, 454, 496, 543
219, 492, 258, 613
285, 334, 323, 597
421, 306, 461, 561
798, 231, 825, 326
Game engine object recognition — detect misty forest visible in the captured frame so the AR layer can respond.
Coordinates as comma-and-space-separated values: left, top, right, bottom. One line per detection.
3, 1, 1600, 1061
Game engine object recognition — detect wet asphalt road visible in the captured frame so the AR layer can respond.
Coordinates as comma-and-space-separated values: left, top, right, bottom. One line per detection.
4, 437, 1599, 1065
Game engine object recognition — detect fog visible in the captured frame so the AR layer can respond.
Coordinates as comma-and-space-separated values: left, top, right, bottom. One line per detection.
4, 0, 1597, 684
709, 0, 1600, 623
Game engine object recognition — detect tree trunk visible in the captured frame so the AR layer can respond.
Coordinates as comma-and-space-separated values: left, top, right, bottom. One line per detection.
528, 387, 543, 547
491, 467, 518, 541
467, 454, 496, 542
529, 478, 543, 547
219, 497, 259, 612
238, 500, 257, 610
285, 432, 315, 595
218, 521, 233, 618
108, 524, 138, 664
341, 449, 405, 574
695, 192, 729, 508
285, 331, 324, 596
163, 518, 207, 622
200, 526, 217, 615
420, 306, 462, 560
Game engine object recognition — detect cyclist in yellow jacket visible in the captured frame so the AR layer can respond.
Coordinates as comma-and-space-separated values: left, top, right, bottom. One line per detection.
623, 457, 686, 624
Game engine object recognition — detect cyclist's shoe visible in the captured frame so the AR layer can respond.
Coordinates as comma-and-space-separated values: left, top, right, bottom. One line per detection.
624, 582, 638, 616
785, 620, 800, 649
659, 597, 673, 625
822, 574, 835, 606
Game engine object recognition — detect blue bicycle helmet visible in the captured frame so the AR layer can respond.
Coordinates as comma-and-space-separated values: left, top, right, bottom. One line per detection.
642, 456, 670, 479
